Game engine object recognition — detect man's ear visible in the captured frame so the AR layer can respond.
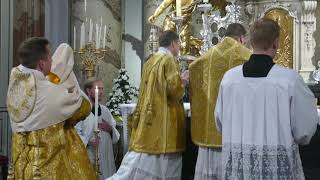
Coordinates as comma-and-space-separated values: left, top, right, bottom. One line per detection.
273, 38, 280, 50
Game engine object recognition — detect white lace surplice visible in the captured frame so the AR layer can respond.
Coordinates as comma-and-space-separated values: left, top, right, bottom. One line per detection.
215, 65, 319, 180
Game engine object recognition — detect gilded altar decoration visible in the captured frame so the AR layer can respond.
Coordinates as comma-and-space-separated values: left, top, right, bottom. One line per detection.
148, 0, 228, 57
7, 68, 36, 123
264, 8, 294, 68
77, 43, 106, 79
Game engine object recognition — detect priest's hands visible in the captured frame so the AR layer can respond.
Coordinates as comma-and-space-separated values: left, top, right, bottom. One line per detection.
98, 119, 112, 133
181, 70, 189, 86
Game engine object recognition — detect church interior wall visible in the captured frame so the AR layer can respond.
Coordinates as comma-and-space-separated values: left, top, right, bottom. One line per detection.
313, 2, 320, 69
72, 0, 122, 103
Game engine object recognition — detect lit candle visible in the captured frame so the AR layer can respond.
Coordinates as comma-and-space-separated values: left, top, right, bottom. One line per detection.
95, 86, 99, 131
73, 26, 76, 50
103, 25, 106, 48
89, 19, 93, 42
176, 0, 181, 17
80, 23, 85, 48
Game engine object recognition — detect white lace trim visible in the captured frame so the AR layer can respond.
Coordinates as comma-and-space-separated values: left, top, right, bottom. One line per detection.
222, 143, 305, 180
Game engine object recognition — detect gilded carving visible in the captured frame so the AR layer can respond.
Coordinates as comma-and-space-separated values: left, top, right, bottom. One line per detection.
264, 8, 294, 68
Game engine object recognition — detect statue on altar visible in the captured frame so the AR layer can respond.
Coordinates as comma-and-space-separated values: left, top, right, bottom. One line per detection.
148, 0, 228, 56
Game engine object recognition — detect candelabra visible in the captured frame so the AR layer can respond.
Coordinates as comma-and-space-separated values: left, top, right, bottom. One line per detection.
198, 3, 214, 55
75, 43, 106, 79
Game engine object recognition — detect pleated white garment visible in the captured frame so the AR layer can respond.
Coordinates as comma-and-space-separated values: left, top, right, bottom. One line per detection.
107, 151, 182, 180
194, 147, 222, 180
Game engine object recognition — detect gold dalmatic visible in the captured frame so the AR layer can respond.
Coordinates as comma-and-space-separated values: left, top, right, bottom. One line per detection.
129, 52, 186, 154
189, 37, 252, 148
10, 73, 97, 180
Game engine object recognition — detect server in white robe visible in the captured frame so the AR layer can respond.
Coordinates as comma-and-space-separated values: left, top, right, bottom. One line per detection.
215, 18, 319, 179
76, 79, 120, 179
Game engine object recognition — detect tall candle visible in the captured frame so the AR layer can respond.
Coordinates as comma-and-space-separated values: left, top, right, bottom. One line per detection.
73, 26, 76, 50
89, 19, 93, 42
95, 24, 99, 48
97, 26, 101, 49
103, 25, 106, 48
95, 86, 99, 131
80, 23, 85, 48
176, 0, 181, 16
84, 0, 87, 13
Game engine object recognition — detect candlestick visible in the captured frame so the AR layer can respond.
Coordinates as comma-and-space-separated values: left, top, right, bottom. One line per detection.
103, 25, 106, 48
97, 26, 101, 49
89, 19, 93, 42
84, 0, 87, 13
95, 24, 99, 48
176, 0, 182, 16
80, 23, 85, 49
95, 86, 99, 131
73, 26, 76, 50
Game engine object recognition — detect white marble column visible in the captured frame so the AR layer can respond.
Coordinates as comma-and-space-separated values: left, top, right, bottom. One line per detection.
45, 0, 71, 51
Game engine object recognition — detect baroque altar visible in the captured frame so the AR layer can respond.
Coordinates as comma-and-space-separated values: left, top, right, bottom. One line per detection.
245, 0, 317, 81
146, 0, 318, 81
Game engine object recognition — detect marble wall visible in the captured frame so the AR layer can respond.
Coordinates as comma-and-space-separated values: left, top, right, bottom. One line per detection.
13, 0, 45, 67
72, 0, 122, 103
313, 3, 320, 69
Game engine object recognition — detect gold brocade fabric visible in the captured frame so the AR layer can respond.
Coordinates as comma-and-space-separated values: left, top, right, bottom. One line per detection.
11, 77, 97, 180
189, 37, 252, 148
129, 52, 186, 154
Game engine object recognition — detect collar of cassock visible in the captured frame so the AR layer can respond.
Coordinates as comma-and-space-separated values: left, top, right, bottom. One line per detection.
243, 54, 275, 77
91, 104, 102, 116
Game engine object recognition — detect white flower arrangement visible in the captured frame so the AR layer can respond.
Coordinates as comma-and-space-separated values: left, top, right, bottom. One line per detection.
106, 68, 139, 117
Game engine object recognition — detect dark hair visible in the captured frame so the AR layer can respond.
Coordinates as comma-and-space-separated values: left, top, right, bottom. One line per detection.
18, 37, 50, 69
83, 78, 103, 95
250, 18, 280, 50
225, 23, 247, 38
159, 31, 179, 47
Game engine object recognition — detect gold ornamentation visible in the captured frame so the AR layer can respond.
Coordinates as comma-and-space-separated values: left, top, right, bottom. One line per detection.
76, 43, 106, 79
148, 0, 228, 57
264, 8, 294, 68
7, 68, 36, 123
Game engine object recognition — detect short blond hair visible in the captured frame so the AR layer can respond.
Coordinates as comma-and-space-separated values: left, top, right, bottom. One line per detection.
250, 18, 280, 50
83, 78, 102, 94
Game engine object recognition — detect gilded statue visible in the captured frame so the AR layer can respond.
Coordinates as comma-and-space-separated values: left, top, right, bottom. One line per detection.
148, 0, 228, 56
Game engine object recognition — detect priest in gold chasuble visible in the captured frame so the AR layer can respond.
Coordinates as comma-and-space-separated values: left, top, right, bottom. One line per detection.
107, 31, 186, 180
190, 24, 252, 179
7, 38, 96, 180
